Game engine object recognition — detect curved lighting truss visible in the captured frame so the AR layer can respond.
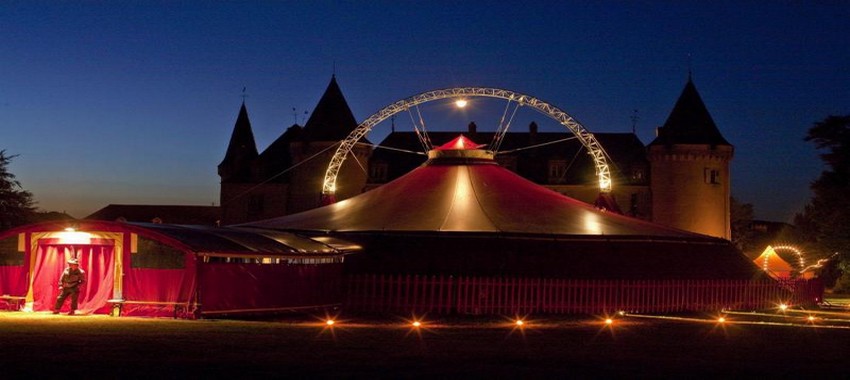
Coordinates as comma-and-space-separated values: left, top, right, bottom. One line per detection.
772, 245, 806, 270
322, 87, 613, 196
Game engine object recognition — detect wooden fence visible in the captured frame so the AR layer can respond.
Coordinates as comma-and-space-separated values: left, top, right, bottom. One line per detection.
344, 274, 824, 315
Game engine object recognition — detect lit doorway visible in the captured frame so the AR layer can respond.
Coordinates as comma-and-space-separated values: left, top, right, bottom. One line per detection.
30, 242, 115, 314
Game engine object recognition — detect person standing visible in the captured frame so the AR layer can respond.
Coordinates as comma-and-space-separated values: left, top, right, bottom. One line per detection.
53, 258, 86, 315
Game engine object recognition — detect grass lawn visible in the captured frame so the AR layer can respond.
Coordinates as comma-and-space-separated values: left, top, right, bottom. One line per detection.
2, 311, 849, 378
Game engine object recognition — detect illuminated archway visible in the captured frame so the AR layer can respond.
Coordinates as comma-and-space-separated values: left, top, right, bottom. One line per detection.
321, 87, 613, 198
771, 244, 806, 270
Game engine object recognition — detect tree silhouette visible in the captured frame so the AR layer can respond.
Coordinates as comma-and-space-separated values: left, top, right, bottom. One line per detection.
795, 115, 850, 291
0, 150, 36, 230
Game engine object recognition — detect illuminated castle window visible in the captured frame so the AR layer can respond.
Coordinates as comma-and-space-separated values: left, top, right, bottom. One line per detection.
704, 168, 721, 185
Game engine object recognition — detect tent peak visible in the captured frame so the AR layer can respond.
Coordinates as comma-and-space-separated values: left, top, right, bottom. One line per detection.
428, 135, 493, 161
436, 135, 485, 151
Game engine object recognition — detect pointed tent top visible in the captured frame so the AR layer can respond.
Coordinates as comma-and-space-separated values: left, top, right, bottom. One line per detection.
301, 76, 359, 142
649, 79, 730, 147
218, 102, 259, 180
436, 135, 486, 151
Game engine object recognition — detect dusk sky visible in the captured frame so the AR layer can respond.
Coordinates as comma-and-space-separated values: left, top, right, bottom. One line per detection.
2, 2, 848, 222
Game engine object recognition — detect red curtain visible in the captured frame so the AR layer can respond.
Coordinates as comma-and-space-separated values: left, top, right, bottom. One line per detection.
31, 244, 114, 314
0, 265, 27, 297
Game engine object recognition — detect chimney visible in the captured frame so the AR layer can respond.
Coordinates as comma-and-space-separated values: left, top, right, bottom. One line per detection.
468, 121, 477, 135
529, 121, 538, 145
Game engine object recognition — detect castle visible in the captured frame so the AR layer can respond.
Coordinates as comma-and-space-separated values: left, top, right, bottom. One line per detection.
217, 76, 732, 239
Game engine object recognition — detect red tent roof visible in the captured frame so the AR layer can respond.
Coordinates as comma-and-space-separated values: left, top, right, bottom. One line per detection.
245, 138, 709, 240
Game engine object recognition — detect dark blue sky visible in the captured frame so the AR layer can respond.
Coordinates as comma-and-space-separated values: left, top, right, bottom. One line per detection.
2, 1, 848, 221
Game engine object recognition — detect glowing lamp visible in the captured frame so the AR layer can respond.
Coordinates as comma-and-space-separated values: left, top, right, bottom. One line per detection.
412, 321, 422, 328
455, 99, 468, 108
326, 319, 335, 326
718, 317, 726, 323
57, 231, 92, 245
604, 318, 613, 325
515, 319, 524, 326
779, 303, 788, 311
807, 316, 815, 322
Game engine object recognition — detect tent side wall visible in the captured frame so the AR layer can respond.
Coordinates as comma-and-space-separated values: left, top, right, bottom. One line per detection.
197, 260, 343, 316
0, 233, 27, 310
119, 232, 198, 317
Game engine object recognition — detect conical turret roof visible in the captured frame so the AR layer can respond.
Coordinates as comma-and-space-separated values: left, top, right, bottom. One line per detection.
218, 102, 259, 182
301, 76, 359, 142
650, 79, 730, 147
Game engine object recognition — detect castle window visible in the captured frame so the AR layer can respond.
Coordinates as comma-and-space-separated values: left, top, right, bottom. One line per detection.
369, 162, 388, 182
704, 168, 721, 184
630, 193, 639, 216
548, 160, 568, 184
248, 195, 265, 216
632, 170, 643, 181
496, 155, 517, 172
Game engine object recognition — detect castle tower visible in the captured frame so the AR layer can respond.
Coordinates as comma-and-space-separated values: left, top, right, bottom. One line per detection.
286, 75, 371, 214
218, 102, 260, 224
648, 78, 733, 239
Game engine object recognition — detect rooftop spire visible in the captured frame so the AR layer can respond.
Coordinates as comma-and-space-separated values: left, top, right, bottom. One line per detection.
649, 79, 730, 147
218, 102, 259, 181
301, 76, 359, 142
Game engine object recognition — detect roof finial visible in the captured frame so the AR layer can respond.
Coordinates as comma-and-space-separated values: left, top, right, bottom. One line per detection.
241, 86, 248, 103
630, 109, 639, 134
687, 54, 693, 82
333, 60, 336, 78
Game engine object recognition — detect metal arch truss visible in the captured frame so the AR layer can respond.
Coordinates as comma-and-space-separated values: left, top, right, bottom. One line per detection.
322, 87, 613, 195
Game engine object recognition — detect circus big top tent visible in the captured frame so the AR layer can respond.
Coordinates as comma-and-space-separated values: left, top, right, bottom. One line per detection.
245, 135, 760, 280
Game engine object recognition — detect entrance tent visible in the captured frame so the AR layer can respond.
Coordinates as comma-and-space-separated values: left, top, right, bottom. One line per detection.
245, 136, 760, 280
753, 245, 794, 279
0, 220, 358, 317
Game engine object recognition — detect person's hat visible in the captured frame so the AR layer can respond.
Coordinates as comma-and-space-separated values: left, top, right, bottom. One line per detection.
68, 258, 79, 265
